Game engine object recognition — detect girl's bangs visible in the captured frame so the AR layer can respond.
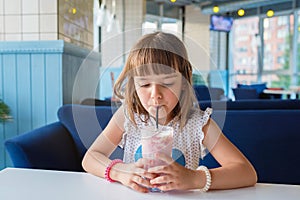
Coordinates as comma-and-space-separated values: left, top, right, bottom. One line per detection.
131, 48, 178, 76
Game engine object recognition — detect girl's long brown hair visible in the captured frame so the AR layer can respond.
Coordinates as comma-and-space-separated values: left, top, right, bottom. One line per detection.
114, 32, 198, 128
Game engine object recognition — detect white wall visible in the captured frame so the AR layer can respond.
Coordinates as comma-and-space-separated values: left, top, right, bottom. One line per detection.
101, 0, 145, 68
184, 5, 210, 73
0, 0, 57, 41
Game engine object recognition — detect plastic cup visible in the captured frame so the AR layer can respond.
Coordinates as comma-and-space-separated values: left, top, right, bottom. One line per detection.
141, 126, 173, 169
141, 126, 173, 192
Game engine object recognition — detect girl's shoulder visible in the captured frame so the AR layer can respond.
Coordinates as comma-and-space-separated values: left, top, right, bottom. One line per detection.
187, 107, 212, 126
190, 107, 212, 118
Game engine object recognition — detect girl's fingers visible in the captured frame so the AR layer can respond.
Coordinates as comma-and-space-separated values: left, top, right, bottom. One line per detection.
134, 168, 157, 180
147, 165, 167, 173
133, 159, 157, 179
132, 175, 152, 188
150, 175, 176, 192
156, 182, 175, 192
129, 181, 149, 193
155, 153, 174, 165
135, 158, 153, 168
150, 174, 171, 185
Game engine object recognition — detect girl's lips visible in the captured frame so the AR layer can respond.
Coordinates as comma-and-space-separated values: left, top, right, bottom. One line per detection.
149, 106, 167, 116
151, 104, 163, 108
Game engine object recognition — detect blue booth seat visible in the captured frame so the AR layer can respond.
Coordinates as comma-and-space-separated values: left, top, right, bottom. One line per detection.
237, 83, 267, 94
232, 88, 259, 100
5, 105, 123, 171
193, 85, 224, 101
5, 103, 300, 185
233, 83, 282, 100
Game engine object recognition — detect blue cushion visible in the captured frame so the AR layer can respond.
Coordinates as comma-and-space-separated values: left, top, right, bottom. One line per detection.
232, 88, 259, 100
57, 104, 119, 159
193, 85, 224, 101
203, 110, 300, 184
237, 83, 267, 94
5, 122, 83, 171
193, 85, 211, 101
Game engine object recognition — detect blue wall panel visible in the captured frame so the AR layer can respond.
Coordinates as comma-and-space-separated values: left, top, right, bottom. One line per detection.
0, 55, 4, 169
31, 54, 46, 129
16, 54, 32, 134
0, 40, 100, 169
45, 54, 62, 124
2, 54, 18, 167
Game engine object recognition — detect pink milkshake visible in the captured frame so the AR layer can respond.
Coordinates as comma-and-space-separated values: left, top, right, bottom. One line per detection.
141, 126, 173, 168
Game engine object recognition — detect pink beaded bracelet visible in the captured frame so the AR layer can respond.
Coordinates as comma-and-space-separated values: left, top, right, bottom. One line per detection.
104, 159, 123, 182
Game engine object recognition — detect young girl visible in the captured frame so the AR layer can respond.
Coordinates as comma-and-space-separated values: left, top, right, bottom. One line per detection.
82, 32, 257, 193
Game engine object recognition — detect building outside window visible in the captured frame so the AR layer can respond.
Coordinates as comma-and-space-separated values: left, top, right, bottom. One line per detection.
229, 11, 300, 90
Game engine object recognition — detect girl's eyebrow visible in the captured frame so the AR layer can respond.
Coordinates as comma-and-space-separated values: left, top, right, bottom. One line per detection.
164, 73, 179, 79
135, 73, 179, 81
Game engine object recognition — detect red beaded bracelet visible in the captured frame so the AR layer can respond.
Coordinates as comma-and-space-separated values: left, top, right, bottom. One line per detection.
104, 159, 123, 182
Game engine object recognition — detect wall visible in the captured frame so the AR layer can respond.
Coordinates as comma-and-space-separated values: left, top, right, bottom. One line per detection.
0, 0, 94, 49
184, 5, 210, 73
58, 0, 94, 49
99, 0, 145, 99
0, 40, 100, 169
0, 0, 57, 41
101, 0, 145, 67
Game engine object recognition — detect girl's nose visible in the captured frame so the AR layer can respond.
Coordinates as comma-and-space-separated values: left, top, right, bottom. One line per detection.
150, 84, 162, 100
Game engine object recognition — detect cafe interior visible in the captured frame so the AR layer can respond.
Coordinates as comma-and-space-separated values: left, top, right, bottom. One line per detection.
0, 0, 300, 196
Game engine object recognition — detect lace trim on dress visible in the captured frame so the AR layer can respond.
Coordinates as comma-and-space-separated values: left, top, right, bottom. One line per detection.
199, 107, 213, 159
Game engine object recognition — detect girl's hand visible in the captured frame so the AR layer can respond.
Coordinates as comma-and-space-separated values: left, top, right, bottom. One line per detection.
113, 158, 157, 193
147, 153, 200, 191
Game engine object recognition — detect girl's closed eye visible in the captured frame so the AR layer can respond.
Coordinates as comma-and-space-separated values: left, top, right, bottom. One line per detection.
162, 82, 175, 87
138, 82, 151, 87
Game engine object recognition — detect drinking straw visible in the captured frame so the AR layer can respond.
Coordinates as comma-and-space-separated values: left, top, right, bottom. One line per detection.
156, 106, 159, 130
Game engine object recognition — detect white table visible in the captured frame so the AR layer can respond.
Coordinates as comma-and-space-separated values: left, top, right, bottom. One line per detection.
263, 89, 296, 99
1, 168, 300, 200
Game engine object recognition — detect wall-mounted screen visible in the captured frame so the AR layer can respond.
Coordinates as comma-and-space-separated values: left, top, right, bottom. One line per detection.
210, 15, 233, 32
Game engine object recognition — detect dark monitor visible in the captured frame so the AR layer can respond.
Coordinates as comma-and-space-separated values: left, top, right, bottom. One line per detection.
210, 15, 233, 32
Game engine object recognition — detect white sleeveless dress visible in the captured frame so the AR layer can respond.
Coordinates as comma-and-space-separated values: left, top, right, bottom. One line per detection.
121, 107, 212, 170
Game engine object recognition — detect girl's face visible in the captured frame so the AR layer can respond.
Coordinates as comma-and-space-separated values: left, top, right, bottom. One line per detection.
134, 72, 182, 124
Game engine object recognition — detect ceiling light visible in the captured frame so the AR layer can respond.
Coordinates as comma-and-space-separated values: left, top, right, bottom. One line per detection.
213, 5, 219, 13
237, 9, 245, 17
266, 9, 274, 17
72, 8, 77, 14
170, 0, 177, 2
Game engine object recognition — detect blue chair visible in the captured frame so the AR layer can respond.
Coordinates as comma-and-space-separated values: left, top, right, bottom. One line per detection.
193, 85, 224, 101
236, 83, 282, 99
4, 104, 300, 184
4, 105, 123, 171
237, 83, 267, 94
232, 88, 259, 100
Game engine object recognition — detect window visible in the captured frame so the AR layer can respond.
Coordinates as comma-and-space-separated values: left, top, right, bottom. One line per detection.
277, 56, 285, 64
229, 14, 295, 90
143, 14, 180, 34
230, 17, 259, 86
277, 29, 288, 38
264, 31, 271, 40
278, 16, 288, 26
265, 44, 271, 52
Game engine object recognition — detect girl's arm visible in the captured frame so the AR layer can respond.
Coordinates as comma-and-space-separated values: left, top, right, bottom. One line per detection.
82, 107, 156, 193
82, 107, 125, 177
201, 119, 258, 189
146, 118, 257, 192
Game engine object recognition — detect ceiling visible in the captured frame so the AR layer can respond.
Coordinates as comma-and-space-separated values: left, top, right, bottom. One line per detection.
151, 0, 300, 18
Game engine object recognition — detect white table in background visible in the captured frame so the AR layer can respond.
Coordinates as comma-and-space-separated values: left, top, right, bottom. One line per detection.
263, 89, 296, 99
1, 168, 300, 200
